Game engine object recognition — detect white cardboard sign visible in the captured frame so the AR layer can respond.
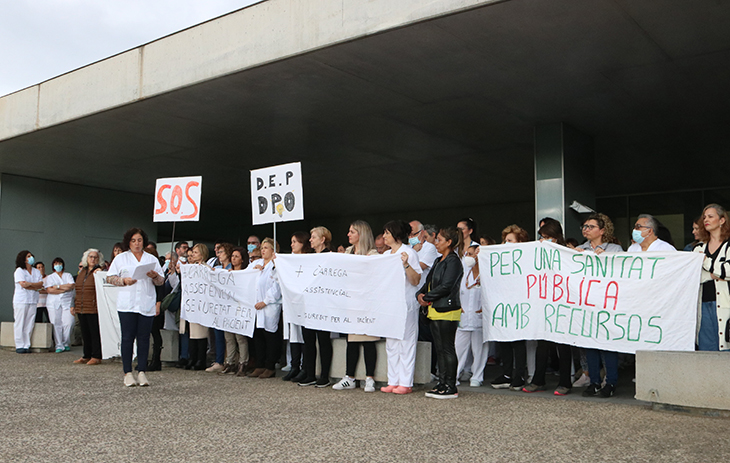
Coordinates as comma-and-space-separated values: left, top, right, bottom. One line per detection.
250, 162, 303, 225
153, 176, 202, 222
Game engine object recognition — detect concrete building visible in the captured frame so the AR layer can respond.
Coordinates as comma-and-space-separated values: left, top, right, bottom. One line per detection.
1, 0, 729, 325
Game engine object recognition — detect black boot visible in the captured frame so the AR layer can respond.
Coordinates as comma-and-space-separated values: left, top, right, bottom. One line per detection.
282, 367, 300, 381
185, 338, 198, 370
148, 345, 162, 371
291, 368, 308, 383
193, 339, 207, 370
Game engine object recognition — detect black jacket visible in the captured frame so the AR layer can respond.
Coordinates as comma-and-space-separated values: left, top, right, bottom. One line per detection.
417, 251, 463, 313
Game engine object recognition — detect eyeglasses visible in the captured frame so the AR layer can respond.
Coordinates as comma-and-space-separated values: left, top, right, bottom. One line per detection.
581, 225, 598, 231
634, 224, 651, 230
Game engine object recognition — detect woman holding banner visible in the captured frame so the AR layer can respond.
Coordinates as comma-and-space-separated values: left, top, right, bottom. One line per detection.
381, 220, 422, 395
248, 238, 282, 379
417, 227, 464, 399
299, 227, 335, 387
223, 247, 251, 376
106, 228, 164, 387
207, 243, 234, 373
283, 232, 311, 382
332, 220, 380, 393
695, 204, 730, 351
183, 244, 211, 371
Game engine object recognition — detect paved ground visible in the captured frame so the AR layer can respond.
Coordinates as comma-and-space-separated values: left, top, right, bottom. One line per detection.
1, 347, 727, 463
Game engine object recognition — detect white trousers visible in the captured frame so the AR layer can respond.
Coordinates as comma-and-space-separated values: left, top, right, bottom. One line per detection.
526, 340, 537, 381
385, 308, 419, 387
455, 328, 489, 383
48, 303, 74, 350
14, 303, 36, 349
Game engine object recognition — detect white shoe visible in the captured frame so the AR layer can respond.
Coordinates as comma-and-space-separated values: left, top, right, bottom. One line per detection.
332, 376, 356, 390
364, 377, 376, 393
573, 373, 591, 388
205, 362, 223, 373
470, 379, 482, 387
137, 371, 150, 387
124, 372, 137, 387
281, 365, 292, 372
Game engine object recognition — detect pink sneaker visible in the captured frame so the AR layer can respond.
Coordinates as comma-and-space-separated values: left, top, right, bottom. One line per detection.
380, 385, 397, 393
392, 386, 413, 395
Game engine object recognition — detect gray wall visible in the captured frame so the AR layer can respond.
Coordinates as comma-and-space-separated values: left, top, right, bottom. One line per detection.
0, 174, 155, 322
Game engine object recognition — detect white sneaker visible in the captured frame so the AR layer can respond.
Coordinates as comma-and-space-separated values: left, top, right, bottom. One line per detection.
470, 379, 482, 387
124, 372, 137, 387
205, 362, 223, 373
332, 376, 356, 390
137, 371, 150, 387
573, 373, 591, 388
364, 377, 376, 393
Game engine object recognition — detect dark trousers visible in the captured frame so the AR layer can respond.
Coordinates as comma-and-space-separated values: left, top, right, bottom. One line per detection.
533, 340, 572, 388
254, 328, 282, 370
151, 312, 164, 350
586, 348, 619, 386
431, 320, 459, 389
118, 312, 154, 374
290, 342, 303, 370
180, 330, 189, 360
500, 340, 526, 383
346, 341, 377, 377
418, 313, 438, 374
302, 327, 332, 380
214, 328, 226, 364
35, 307, 49, 323
78, 313, 102, 359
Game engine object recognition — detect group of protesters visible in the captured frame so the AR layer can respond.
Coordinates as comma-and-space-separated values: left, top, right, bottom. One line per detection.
12, 202, 730, 399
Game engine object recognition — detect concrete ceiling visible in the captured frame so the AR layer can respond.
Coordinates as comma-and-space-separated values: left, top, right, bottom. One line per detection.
2, 0, 730, 220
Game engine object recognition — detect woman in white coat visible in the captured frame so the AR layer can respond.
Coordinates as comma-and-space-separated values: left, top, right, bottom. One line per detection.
13, 250, 44, 353
455, 244, 488, 387
248, 238, 283, 379
44, 257, 76, 352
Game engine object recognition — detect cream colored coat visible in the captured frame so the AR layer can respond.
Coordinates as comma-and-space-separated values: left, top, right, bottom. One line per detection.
694, 241, 730, 350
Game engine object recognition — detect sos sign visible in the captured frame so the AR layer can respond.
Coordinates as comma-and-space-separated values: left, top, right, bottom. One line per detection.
250, 162, 304, 225
153, 176, 202, 222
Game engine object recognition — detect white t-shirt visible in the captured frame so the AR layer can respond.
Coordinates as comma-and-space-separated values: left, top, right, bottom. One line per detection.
13, 267, 42, 304
44, 272, 76, 309
627, 238, 676, 252
387, 244, 422, 311
416, 240, 439, 288
107, 251, 163, 316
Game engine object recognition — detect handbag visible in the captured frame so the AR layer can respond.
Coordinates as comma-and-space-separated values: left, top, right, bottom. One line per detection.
161, 284, 181, 313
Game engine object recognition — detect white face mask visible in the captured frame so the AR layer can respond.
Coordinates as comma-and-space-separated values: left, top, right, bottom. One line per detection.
463, 256, 476, 268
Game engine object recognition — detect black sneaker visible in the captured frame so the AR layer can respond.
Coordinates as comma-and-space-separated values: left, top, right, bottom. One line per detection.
582, 383, 602, 397
509, 378, 526, 391
490, 375, 511, 389
298, 377, 317, 387
599, 384, 616, 398
315, 377, 332, 388
429, 386, 458, 399
425, 383, 445, 398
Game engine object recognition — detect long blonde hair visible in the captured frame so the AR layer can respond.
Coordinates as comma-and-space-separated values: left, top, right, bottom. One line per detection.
350, 220, 375, 255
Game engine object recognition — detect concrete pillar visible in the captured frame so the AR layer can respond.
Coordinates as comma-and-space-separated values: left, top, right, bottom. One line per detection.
534, 123, 594, 241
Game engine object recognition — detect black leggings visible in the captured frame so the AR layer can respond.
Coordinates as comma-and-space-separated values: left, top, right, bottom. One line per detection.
78, 313, 102, 359
254, 328, 281, 370
150, 312, 164, 350
346, 341, 376, 377
431, 320, 459, 389
302, 327, 332, 379
500, 340, 526, 383
533, 340, 573, 388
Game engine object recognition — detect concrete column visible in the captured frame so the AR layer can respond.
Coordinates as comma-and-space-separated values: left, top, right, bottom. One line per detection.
534, 123, 594, 240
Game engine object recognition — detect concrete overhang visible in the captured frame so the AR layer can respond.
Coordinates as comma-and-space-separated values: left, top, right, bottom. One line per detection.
1, 0, 730, 220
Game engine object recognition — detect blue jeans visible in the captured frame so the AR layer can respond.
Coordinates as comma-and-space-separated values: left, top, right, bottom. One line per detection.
214, 328, 226, 364
585, 348, 618, 386
118, 311, 154, 374
180, 330, 189, 360
698, 301, 720, 351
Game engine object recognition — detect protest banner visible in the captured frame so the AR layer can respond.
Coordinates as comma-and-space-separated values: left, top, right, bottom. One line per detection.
153, 176, 202, 222
275, 253, 408, 339
250, 162, 303, 225
180, 264, 258, 337
479, 241, 704, 353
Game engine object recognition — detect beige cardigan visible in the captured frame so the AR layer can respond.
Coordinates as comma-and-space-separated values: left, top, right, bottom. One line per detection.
694, 241, 730, 350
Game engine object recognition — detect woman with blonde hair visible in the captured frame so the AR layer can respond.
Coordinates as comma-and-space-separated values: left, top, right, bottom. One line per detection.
183, 243, 211, 370
695, 204, 730, 351
333, 220, 380, 392
248, 238, 282, 379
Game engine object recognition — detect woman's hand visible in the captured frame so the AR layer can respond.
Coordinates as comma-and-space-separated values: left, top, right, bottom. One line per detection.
18, 281, 30, 288
417, 293, 428, 307
594, 247, 605, 255
122, 277, 137, 286
70, 306, 76, 316
254, 302, 266, 310
401, 252, 409, 265
146, 270, 159, 279
254, 264, 264, 270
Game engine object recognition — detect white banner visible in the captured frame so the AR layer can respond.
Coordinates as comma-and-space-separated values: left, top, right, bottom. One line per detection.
480, 241, 704, 353
275, 253, 407, 339
180, 264, 258, 337
250, 162, 304, 225
154, 176, 202, 222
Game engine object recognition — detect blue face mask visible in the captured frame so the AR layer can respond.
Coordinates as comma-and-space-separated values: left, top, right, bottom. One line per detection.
27, 255, 35, 266
247, 244, 257, 253
632, 229, 645, 244
408, 237, 420, 247
53, 264, 63, 273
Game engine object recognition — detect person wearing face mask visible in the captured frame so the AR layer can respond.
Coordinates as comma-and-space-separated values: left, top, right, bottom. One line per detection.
247, 235, 261, 255
694, 204, 730, 351
491, 225, 530, 391
44, 258, 76, 353
627, 214, 676, 252
71, 249, 104, 365
13, 251, 44, 353
454, 243, 487, 388
522, 221, 574, 395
